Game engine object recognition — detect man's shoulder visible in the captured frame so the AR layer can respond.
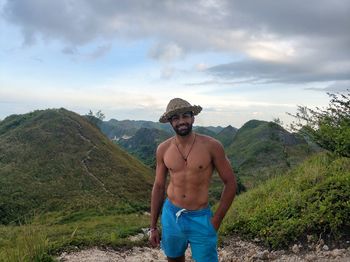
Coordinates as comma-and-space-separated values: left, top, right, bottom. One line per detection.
196, 133, 221, 146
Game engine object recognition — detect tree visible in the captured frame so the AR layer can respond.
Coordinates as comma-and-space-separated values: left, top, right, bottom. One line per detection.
273, 117, 283, 126
86, 110, 105, 127
288, 91, 350, 157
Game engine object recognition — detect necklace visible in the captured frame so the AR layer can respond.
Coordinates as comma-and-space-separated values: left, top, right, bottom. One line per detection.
174, 134, 196, 165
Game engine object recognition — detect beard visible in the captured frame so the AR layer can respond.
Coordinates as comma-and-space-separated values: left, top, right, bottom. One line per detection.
173, 123, 193, 136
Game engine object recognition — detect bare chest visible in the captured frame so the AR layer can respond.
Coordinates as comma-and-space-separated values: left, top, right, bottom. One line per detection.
163, 143, 212, 173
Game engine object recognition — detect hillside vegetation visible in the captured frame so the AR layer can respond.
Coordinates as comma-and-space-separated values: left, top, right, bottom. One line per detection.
0, 109, 154, 225
117, 128, 171, 168
222, 151, 350, 248
226, 120, 317, 188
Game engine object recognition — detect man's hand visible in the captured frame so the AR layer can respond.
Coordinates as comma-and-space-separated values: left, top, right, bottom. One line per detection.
149, 228, 160, 247
211, 216, 221, 232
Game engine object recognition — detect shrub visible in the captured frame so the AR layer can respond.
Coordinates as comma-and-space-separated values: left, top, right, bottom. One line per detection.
289, 91, 350, 157
221, 152, 350, 248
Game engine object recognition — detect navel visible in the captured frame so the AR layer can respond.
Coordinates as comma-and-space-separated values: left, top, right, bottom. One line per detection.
199, 165, 203, 169
182, 194, 186, 198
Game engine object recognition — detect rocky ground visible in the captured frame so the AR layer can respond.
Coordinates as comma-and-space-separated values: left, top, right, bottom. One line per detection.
58, 233, 350, 262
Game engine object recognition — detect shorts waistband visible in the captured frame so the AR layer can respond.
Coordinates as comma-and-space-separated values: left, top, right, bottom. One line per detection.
164, 198, 211, 216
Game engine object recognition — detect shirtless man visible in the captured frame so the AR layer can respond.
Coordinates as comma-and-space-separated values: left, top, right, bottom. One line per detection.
150, 98, 237, 262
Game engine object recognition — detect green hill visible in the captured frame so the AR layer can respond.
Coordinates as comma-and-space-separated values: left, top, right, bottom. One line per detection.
221, 152, 350, 248
0, 109, 154, 224
215, 125, 237, 148
117, 128, 172, 167
205, 126, 224, 134
226, 120, 316, 187
193, 126, 217, 137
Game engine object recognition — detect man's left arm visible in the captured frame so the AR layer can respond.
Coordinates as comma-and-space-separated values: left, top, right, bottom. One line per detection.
210, 140, 237, 231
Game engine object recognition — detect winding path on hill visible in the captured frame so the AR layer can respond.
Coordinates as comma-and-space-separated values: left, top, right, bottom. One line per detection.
58, 235, 350, 261
70, 116, 114, 196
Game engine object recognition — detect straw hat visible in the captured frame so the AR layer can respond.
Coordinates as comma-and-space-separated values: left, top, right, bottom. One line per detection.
159, 98, 202, 123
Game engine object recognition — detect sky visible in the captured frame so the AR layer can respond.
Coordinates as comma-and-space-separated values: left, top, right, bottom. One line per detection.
1, 0, 349, 128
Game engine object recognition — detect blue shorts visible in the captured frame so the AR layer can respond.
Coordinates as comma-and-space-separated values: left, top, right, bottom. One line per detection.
161, 198, 218, 262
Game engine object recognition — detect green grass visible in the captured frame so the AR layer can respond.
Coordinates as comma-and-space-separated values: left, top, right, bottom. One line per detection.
220, 152, 350, 248
0, 210, 151, 261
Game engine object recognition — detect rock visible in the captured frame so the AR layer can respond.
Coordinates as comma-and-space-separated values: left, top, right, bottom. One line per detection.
254, 250, 269, 260
128, 233, 145, 242
292, 244, 300, 254
308, 243, 315, 250
330, 248, 345, 258
305, 254, 317, 261
273, 250, 286, 256
322, 244, 329, 251
315, 244, 322, 252
267, 252, 278, 260
307, 235, 313, 242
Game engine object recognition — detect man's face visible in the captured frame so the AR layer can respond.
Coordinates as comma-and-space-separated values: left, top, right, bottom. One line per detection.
169, 111, 194, 136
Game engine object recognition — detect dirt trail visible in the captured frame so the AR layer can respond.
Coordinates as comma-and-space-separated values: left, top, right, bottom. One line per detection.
58, 235, 350, 262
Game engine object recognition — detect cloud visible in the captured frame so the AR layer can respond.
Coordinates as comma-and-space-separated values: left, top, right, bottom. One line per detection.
207, 59, 350, 84
149, 42, 184, 62
305, 80, 350, 92
160, 66, 176, 79
2, 0, 350, 84
62, 46, 78, 55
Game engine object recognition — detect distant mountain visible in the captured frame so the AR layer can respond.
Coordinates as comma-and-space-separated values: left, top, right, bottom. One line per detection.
99, 118, 225, 141
118, 128, 172, 167
204, 126, 224, 134
100, 119, 173, 139
0, 109, 153, 224
215, 125, 237, 148
226, 120, 317, 188
193, 126, 217, 137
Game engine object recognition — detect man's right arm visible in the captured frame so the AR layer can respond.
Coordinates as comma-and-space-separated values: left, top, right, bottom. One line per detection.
150, 143, 168, 247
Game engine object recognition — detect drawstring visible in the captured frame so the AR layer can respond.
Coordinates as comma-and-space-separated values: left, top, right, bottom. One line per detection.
175, 208, 187, 223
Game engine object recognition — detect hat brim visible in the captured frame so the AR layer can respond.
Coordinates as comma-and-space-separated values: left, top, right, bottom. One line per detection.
159, 105, 202, 123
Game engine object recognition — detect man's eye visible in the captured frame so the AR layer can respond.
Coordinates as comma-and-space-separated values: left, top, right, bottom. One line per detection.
182, 112, 192, 118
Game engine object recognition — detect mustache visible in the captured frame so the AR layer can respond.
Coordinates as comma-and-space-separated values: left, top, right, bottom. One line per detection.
176, 123, 189, 128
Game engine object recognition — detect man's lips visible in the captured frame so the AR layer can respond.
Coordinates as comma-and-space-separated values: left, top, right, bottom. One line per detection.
177, 125, 188, 130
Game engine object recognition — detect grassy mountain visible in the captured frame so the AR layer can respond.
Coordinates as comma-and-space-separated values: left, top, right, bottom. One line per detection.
221, 152, 350, 248
100, 119, 173, 139
193, 126, 217, 137
204, 126, 224, 134
117, 128, 172, 167
0, 108, 154, 224
226, 120, 317, 188
215, 125, 237, 148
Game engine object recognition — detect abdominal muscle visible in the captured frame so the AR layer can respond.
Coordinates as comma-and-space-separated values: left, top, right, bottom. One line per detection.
166, 169, 212, 210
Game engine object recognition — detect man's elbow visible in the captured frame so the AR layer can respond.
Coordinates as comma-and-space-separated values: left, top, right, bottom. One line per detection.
152, 182, 165, 194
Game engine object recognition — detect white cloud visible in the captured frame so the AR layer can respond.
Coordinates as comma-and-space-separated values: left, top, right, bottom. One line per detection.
149, 42, 184, 62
